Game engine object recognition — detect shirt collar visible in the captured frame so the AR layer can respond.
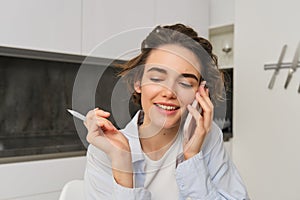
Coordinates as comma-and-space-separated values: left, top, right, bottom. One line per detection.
120, 110, 145, 163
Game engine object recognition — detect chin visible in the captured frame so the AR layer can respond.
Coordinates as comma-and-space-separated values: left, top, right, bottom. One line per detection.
155, 119, 181, 130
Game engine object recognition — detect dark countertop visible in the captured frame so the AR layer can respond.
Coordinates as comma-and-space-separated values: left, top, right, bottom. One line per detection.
0, 134, 86, 158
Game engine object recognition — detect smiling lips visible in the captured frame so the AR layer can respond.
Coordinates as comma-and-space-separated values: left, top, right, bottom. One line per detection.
154, 103, 180, 112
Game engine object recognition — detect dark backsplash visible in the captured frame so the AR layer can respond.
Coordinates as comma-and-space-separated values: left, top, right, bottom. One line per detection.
0, 46, 142, 161
0, 47, 128, 160
0, 56, 78, 137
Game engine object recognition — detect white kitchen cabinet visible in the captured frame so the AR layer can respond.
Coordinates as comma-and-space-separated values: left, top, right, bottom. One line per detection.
209, 0, 235, 28
82, 0, 210, 59
0, 0, 82, 55
82, 0, 156, 59
0, 1, 210, 58
0, 157, 86, 200
156, 0, 209, 38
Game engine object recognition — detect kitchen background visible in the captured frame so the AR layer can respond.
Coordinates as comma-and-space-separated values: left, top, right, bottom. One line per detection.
0, 0, 299, 200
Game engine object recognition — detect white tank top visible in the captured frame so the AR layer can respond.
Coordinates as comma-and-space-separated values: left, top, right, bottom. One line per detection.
142, 133, 183, 200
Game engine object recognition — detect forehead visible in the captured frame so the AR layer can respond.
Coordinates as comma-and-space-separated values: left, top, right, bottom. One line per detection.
145, 44, 201, 76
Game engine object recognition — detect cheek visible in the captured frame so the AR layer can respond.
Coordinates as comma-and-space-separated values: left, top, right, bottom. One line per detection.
176, 89, 196, 106
140, 84, 159, 103
141, 82, 164, 95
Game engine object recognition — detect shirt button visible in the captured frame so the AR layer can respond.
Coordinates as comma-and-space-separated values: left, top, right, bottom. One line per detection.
186, 197, 192, 200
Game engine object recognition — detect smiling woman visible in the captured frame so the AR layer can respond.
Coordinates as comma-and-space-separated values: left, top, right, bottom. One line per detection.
135, 45, 201, 130
84, 23, 249, 200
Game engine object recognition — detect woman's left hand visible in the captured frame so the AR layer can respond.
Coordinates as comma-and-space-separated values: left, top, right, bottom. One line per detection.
183, 83, 213, 160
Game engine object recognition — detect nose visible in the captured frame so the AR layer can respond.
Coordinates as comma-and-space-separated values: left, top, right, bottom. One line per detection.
161, 84, 177, 99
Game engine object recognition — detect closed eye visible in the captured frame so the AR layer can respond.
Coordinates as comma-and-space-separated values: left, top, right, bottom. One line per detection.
150, 77, 163, 82
179, 81, 193, 88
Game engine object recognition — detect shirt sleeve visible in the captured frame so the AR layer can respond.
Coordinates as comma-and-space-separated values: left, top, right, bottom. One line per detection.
175, 125, 250, 200
84, 145, 151, 200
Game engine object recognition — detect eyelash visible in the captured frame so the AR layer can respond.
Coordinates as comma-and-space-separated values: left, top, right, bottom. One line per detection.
179, 82, 193, 88
150, 77, 163, 82
151, 77, 193, 88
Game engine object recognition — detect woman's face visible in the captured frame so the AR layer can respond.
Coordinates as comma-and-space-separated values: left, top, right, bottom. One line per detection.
135, 44, 201, 130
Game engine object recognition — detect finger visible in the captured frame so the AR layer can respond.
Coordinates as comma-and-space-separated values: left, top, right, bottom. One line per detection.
86, 108, 97, 122
199, 80, 209, 97
184, 105, 208, 154
187, 104, 202, 122
85, 108, 110, 128
199, 80, 206, 88
195, 92, 213, 130
86, 120, 104, 144
96, 117, 117, 132
87, 116, 115, 135
95, 109, 111, 118
87, 118, 117, 142
203, 87, 214, 108
199, 85, 213, 108
195, 92, 211, 115
187, 103, 207, 136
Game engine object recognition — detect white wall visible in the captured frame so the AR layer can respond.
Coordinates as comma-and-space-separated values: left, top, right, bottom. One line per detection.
233, 1, 300, 199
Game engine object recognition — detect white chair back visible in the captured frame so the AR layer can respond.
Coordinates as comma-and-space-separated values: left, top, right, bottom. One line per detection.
59, 180, 85, 200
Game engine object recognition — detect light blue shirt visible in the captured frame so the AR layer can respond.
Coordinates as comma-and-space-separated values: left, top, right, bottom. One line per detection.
84, 111, 250, 200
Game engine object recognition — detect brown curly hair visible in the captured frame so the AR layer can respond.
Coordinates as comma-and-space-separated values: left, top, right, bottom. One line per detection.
117, 23, 224, 106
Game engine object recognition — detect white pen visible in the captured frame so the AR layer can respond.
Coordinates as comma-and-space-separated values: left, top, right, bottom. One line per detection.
67, 109, 86, 121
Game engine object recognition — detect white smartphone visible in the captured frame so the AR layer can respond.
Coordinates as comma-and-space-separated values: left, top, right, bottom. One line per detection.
183, 99, 202, 143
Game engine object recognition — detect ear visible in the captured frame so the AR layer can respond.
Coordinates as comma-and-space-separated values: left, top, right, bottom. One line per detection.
134, 81, 141, 93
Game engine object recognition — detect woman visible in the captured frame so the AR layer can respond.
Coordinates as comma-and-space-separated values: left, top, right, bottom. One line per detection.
84, 24, 249, 199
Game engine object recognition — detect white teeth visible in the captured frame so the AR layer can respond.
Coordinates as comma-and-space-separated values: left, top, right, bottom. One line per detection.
156, 104, 177, 111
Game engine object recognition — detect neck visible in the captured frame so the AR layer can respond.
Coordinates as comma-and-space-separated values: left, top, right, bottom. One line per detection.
139, 123, 179, 156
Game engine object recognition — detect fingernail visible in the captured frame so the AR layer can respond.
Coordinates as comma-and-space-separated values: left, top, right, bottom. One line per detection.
206, 88, 209, 94
200, 81, 206, 87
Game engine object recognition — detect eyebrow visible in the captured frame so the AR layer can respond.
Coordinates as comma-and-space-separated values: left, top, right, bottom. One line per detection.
180, 74, 199, 82
147, 67, 199, 82
147, 67, 167, 74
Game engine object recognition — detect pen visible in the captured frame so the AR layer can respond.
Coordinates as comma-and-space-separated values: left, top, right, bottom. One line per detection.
67, 109, 86, 121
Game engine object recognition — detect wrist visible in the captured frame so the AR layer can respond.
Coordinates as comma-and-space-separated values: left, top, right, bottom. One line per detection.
111, 153, 133, 188
111, 151, 133, 188
111, 152, 132, 172
183, 151, 197, 160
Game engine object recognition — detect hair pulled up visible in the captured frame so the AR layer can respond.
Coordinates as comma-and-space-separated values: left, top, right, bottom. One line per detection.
117, 23, 224, 106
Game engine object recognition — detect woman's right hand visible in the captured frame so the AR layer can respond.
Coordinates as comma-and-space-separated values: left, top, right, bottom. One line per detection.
84, 108, 133, 188
84, 108, 131, 159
